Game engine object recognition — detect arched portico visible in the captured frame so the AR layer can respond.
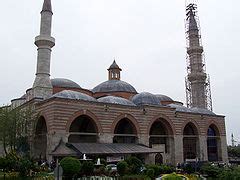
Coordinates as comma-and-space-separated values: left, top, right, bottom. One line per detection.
207, 124, 221, 161
183, 122, 199, 160
149, 118, 174, 159
68, 115, 99, 143
34, 116, 48, 159
113, 118, 138, 144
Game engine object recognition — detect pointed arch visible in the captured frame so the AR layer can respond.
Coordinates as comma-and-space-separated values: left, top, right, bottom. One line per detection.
66, 109, 102, 133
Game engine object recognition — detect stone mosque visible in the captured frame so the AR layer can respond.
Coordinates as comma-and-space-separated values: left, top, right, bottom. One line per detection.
10, 0, 228, 164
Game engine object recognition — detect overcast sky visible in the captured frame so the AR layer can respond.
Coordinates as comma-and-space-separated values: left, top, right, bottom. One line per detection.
0, 0, 239, 144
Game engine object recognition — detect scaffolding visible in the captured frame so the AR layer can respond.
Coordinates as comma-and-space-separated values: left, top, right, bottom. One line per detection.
185, 1, 213, 111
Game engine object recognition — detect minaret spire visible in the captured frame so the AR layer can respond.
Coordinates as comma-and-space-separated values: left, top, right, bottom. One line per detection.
32, 0, 55, 100
42, 0, 52, 13
185, 3, 212, 110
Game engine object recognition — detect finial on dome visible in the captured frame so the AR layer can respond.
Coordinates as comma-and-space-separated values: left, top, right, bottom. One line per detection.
42, 0, 52, 13
108, 59, 122, 80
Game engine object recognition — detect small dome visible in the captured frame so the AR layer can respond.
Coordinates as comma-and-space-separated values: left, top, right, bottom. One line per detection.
98, 96, 136, 106
92, 80, 137, 93
51, 78, 81, 89
155, 94, 173, 102
132, 92, 161, 106
52, 90, 96, 102
190, 107, 215, 115
168, 104, 216, 115
108, 60, 121, 70
168, 104, 192, 113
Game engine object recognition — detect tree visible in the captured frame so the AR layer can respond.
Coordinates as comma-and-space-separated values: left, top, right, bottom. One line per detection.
0, 105, 37, 155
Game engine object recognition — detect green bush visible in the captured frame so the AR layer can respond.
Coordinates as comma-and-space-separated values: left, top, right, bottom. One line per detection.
0, 157, 7, 170
17, 157, 33, 177
145, 164, 161, 177
146, 168, 155, 179
80, 161, 94, 176
162, 173, 183, 180
218, 167, 240, 180
125, 156, 143, 174
117, 161, 128, 176
200, 163, 220, 178
159, 164, 175, 174
60, 157, 81, 177
183, 163, 195, 174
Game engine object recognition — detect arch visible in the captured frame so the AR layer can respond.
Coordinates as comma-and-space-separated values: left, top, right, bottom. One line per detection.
183, 122, 199, 135
181, 120, 200, 135
207, 123, 221, 161
111, 114, 140, 134
34, 116, 48, 160
37, 113, 50, 133
183, 122, 199, 160
206, 123, 220, 136
147, 114, 175, 135
155, 153, 163, 165
66, 109, 102, 133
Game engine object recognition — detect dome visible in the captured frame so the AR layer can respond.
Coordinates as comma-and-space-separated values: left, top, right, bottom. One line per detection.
168, 103, 193, 113
98, 96, 136, 106
52, 90, 96, 102
168, 104, 216, 115
132, 92, 161, 106
51, 78, 81, 89
92, 80, 137, 93
190, 107, 215, 115
155, 94, 173, 102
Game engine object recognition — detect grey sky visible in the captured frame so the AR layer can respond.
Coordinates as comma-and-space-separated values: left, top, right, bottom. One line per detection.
0, 0, 239, 144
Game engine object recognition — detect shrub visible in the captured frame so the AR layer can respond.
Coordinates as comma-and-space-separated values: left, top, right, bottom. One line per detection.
162, 173, 184, 180
125, 156, 143, 174
117, 161, 128, 176
0, 157, 7, 170
218, 167, 240, 180
159, 164, 175, 174
60, 157, 81, 177
80, 161, 94, 176
183, 163, 195, 174
145, 164, 161, 177
17, 157, 33, 177
146, 168, 155, 179
200, 163, 220, 178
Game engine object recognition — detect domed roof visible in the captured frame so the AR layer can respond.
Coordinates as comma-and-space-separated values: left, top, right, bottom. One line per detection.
190, 107, 215, 115
108, 60, 121, 70
155, 94, 173, 102
52, 90, 96, 102
92, 80, 137, 93
168, 103, 193, 113
168, 104, 215, 115
98, 96, 136, 106
132, 92, 161, 106
51, 78, 81, 89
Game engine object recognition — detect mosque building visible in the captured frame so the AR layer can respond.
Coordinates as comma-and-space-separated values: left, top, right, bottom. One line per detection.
10, 0, 228, 164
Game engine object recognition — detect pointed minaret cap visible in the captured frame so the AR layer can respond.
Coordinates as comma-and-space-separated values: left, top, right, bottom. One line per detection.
108, 60, 122, 71
188, 10, 198, 31
42, 0, 52, 13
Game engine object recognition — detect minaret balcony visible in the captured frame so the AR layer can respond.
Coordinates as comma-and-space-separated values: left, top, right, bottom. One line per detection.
35, 35, 55, 48
187, 46, 203, 54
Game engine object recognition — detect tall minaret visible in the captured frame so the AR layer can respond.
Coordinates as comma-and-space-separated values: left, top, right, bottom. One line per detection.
185, 3, 212, 110
32, 0, 55, 99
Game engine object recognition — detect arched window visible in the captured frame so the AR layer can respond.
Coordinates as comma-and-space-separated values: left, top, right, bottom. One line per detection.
68, 115, 98, 143
207, 125, 219, 161
183, 123, 198, 160
113, 118, 137, 143
34, 116, 47, 159
149, 119, 173, 153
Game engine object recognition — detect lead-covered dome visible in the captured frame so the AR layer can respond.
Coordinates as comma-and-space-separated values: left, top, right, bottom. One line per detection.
98, 96, 136, 106
52, 90, 96, 102
51, 78, 81, 89
92, 80, 137, 93
155, 94, 173, 102
132, 92, 161, 106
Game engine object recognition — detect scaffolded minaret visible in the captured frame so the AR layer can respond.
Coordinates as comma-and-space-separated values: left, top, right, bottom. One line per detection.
185, 3, 212, 111
32, 0, 55, 100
